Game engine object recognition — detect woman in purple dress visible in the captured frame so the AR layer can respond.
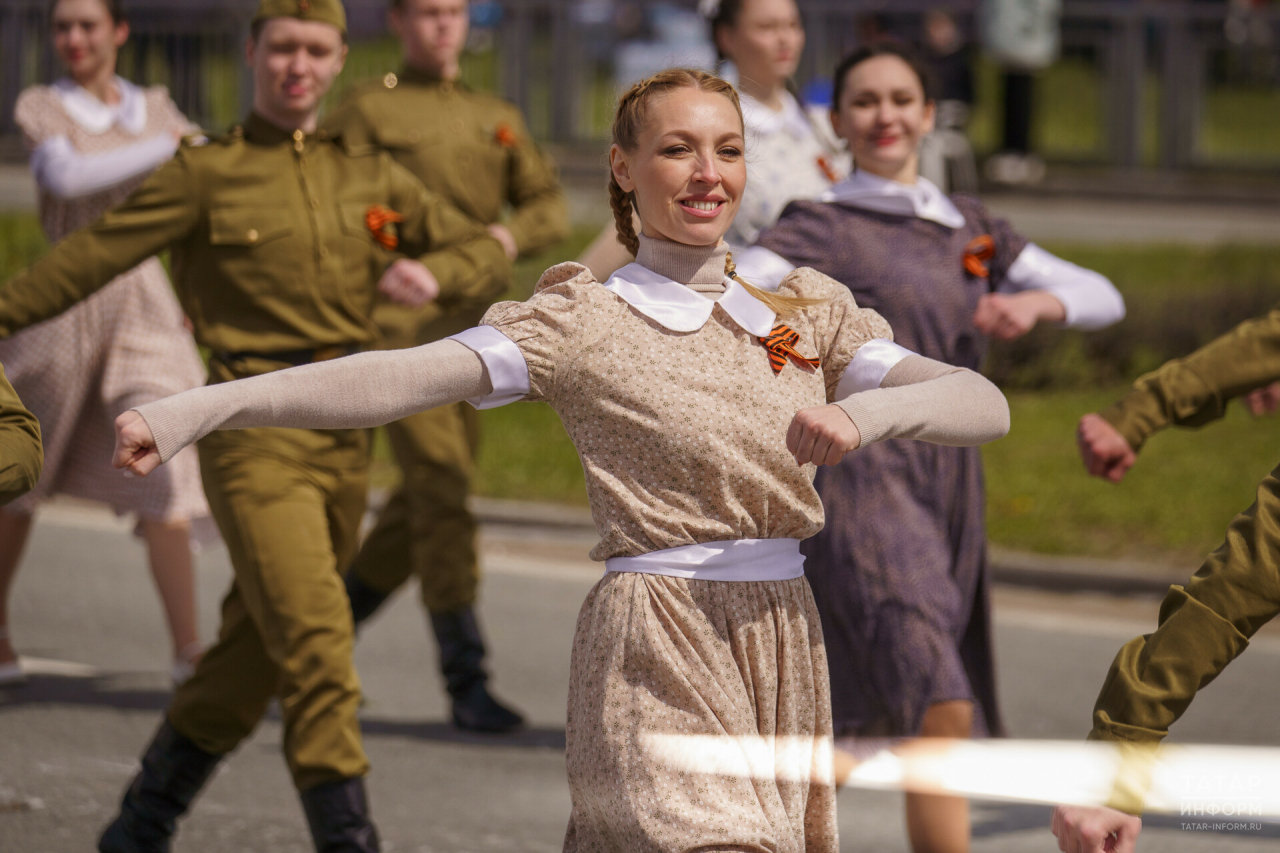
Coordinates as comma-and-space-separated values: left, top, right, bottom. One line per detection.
753, 43, 1125, 853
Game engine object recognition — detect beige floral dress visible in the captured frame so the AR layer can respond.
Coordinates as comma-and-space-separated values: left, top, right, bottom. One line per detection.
474, 256, 892, 853
4, 78, 208, 521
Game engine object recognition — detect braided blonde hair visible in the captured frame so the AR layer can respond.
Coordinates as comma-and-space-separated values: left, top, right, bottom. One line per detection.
609, 68, 818, 317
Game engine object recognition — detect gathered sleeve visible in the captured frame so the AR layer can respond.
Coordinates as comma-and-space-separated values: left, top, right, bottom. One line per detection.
454, 262, 596, 407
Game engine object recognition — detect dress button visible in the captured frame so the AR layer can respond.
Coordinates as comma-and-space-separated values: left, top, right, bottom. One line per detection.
246, 229, 259, 243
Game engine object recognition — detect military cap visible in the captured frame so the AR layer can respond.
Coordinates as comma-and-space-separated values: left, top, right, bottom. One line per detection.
252, 0, 347, 35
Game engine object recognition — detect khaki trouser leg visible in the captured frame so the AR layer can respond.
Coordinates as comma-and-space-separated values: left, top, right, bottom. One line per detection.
170, 428, 370, 791
349, 402, 480, 614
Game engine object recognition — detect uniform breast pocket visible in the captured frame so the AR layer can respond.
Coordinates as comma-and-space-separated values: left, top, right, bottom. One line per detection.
208, 206, 292, 249
338, 201, 386, 246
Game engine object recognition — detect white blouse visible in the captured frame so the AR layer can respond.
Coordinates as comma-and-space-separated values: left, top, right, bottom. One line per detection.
724, 90, 849, 248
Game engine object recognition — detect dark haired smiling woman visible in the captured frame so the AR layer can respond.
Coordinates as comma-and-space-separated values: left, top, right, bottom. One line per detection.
754, 43, 1125, 853
112, 68, 1012, 851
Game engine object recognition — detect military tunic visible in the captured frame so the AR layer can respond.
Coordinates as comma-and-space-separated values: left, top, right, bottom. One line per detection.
323, 68, 569, 614
0, 362, 43, 506
0, 112, 509, 789
1090, 308, 1280, 745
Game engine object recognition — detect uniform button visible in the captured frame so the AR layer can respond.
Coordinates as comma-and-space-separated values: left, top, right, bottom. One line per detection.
318, 246, 330, 259
246, 229, 259, 243
293, 129, 305, 142
310, 197, 320, 209
383, 72, 398, 89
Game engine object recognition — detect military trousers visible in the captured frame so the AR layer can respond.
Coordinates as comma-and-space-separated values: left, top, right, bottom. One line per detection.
168, 424, 370, 791
347, 401, 480, 614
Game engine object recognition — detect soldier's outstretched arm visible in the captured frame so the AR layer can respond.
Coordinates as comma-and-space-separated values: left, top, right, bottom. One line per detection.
0, 152, 201, 337
0, 362, 42, 505
389, 161, 511, 307
1089, 462, 1280, 744
501, 111, 571, 256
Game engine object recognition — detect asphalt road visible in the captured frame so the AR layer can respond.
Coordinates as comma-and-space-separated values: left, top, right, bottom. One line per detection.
2, 507, 1279, 853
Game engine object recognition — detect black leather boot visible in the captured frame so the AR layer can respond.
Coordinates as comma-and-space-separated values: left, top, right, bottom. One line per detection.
344, 572, 391, 627
429, 607, 525, 733
98, 721, 222, 853
299, 777, 381, 853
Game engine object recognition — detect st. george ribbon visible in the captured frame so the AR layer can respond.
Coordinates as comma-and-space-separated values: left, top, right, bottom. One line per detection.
643, 733, 1280, 818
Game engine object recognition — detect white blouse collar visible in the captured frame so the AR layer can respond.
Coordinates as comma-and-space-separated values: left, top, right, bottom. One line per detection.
739, 89, 812, 140
603, 262, 777, 336
820, 169, 965, 229
53, 76, 147, 135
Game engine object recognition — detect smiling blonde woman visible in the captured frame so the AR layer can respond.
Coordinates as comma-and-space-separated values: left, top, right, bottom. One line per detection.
112, 68, 1011, 851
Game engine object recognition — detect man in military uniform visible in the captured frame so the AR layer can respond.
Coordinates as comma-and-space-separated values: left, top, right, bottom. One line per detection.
323, 0, 568, 732
1052, 308, 1280, 851
0, 363, 41, 506
0, 2, 508, 850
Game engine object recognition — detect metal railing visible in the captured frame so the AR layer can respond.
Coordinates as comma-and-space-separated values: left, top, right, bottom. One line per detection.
1, 0, 1277, 172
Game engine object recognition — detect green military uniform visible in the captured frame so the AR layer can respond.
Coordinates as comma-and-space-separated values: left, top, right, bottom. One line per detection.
0, 113, 507, 789
1089, 307, 1280, 746
322, 67, 567, 723
0, 363, 43, 505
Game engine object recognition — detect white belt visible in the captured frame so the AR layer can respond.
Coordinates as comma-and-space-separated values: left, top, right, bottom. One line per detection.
605, 538, 805, 582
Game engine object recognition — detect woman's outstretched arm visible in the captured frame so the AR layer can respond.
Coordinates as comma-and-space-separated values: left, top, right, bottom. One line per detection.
115, 339, 490, 475
788, 344, 1010, 467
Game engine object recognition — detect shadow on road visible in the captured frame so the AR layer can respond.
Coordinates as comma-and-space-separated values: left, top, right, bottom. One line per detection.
359, 717, 566, 750
0, 674, 170, 711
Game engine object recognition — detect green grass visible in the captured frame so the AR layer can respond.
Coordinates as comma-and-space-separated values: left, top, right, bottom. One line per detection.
986, 388, 1280, 564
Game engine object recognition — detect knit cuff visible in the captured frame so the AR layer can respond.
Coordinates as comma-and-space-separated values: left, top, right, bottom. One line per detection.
834, 393, 887, 447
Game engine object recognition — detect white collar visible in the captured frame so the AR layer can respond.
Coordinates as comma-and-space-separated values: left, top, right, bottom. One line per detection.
603, 262, 777, 336
819, 170, 965, 228
739, 89, 812, 140
53, 76, 147, 135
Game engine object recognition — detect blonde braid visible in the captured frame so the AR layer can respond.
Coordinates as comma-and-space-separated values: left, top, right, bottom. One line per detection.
608, 175, 640, 255
725, 251, 822, 318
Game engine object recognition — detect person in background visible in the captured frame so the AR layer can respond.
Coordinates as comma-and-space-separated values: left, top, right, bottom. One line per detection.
919, 7, 978, 192
1054, 309, 1280, 853
0, 1, 508, 848
753, 42, 1124, 853
323, 0, 568, 734
577, 0, 847, 282
980, 0, 1061, 185
0, 0, 210, 688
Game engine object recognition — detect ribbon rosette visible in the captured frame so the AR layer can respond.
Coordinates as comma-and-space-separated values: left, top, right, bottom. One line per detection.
759, 323, 821, 376
366, 204, 404, 250
494, 123, 517, 147
962, 234, 996, 278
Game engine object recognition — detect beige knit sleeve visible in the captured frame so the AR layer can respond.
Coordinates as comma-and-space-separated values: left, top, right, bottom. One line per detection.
135, 340, 491, 463
835, 354, 1010, 448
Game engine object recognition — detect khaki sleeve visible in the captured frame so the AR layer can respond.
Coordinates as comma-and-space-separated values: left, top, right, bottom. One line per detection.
1100, 307, 1280, 451
388, 159, 511, 309
0, 152, 201, 337
0, 363, 42, 505
499, 111, 570, 255
1089, 462, 1280, 744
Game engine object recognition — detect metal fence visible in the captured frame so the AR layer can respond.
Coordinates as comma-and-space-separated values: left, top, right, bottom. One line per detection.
2, 0, 1278, 172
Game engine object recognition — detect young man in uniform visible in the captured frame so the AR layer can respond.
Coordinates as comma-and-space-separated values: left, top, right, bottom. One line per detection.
1052, 308, 1280, 852
0, 2, 508, 850
323, 0, 569, 733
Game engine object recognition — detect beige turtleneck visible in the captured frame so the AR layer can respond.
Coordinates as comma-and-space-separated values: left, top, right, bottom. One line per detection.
133, 249, 1007, 464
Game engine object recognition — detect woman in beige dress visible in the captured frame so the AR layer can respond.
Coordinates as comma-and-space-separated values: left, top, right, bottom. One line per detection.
0, 0, 209, 686
113, 69, 1010, 851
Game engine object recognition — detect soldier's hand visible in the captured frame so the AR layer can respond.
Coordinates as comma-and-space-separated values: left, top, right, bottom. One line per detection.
787, 404, 861, 467
378, 259, 440, 307
1244, 381, 1280, 417
1077, 413, 1136, 483
1051, 804, 1141, 853
973, 291, 1065, 341
113, 410, 162, 477
487, 224, 519, 261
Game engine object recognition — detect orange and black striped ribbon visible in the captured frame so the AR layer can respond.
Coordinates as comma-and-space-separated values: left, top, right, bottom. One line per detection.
759, 324, 821, 375
365, 204, 404, 250
962, 234, 996, 278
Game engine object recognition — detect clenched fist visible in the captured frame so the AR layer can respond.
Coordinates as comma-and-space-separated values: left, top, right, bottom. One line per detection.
1051, 804, 1142, 853
1077, 413, 1136, 483
377, 259, 440, 307
972, 290, 1065, 341
786, 404, 861, 467
113, 410, 162, 477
